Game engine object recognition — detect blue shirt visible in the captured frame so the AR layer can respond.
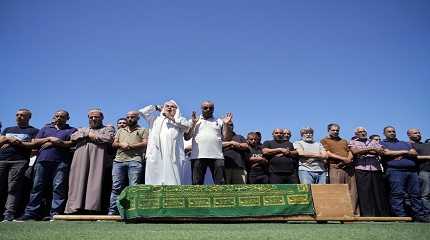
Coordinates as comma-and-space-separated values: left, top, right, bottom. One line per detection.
381, 138, 416, 170
0, 126, 39, 161
36, 124, 76, 162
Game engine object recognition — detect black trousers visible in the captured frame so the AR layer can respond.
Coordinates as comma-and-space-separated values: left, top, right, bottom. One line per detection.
269, 172, 299, 184
191, 158, 225, 185
248, 173, 269, 184
0, 160, 28, 219
355, 169, 391, 216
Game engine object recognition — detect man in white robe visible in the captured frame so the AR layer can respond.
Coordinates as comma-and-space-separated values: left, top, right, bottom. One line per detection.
139, 100, 191, 185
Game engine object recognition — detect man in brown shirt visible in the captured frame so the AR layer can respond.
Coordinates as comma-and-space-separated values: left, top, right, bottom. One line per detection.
321, 123, 359, 215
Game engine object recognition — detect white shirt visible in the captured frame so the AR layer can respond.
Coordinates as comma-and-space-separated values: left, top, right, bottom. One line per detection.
190, 117, 224, 159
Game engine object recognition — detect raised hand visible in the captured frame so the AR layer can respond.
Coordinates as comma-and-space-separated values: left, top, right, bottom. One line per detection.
191, 111, 198, 125
223, 112, 233, 125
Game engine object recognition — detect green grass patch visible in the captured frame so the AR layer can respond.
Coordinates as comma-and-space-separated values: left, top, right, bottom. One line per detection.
0, 222, 429, 240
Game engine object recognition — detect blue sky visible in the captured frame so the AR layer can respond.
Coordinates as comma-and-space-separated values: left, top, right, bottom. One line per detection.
1, 1, 429, 142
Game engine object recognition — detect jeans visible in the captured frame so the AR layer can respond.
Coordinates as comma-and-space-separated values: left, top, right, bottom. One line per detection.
419, 170, 430, 215
298, 170, 327, 184
108, 160, 143, 214
386, 168, 425, 217
0, 160, 28, 219
24, 161, 69, 218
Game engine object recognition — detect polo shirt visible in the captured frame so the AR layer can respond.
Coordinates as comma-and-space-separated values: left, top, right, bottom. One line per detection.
413, 142, 430, 172
114, 126, 148, 162
190, 117, 224, 160
381, 138, 416, 170
263, 140, 296, 173
0, 126, 39, 161
36, 124, 77, 162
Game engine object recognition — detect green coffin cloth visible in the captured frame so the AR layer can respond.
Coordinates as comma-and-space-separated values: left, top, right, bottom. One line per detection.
118, 184, 314, 220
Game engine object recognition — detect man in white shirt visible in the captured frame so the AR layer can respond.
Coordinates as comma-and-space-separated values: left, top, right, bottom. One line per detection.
186, 100, 233, 185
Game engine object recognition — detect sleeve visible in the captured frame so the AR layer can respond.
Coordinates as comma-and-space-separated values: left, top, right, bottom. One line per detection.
293, 141, 300, 150
95, 126, 115, 144
31, 128, 39, 139
319, 143, 326, 152
138, 105, 158, 127
35, 127, 46, 139
141, 128, 149, 140
262, 141, 271, 149
174, 116, 192, 132
71, 128, 87, 141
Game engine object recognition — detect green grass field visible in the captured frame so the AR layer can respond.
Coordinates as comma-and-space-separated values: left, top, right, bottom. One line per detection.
1, 222, 429, 240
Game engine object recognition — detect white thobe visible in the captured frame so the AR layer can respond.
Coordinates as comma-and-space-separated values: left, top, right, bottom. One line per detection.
139, 104, 191, 185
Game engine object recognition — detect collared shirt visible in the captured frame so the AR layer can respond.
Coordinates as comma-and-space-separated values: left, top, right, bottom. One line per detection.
349, 139, 382, 171
381, 138, 416, 170
190, 117, 224, 160
114, 126, 148, 162
36, 124, 77, 162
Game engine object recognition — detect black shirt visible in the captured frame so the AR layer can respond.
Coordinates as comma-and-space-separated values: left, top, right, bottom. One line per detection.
245, 145, 267, 175
413, 142, 430, 172
263, 140, 297, 173
223, 134, 247, 169
0, 126, 39, 161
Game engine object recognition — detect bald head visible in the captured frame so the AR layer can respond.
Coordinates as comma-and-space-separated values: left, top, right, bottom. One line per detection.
201, 100, 214, 119
407, 128, 421, 143
126, 111, 140, 127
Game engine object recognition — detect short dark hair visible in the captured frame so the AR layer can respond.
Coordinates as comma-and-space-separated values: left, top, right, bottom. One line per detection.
383, 126, 395, 132
369, 134, 380, 140
117, 118, 127, 124
327, 123, 340, 131
17, 108, 32, 118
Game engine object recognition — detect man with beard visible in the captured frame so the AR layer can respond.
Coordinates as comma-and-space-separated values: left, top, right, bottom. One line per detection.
65, 109, 115, 214
293, 127, 327, 184
139, 100, 192, 185
19, 110, 76, 221
108, 111, 148, 215
187, 100, 233, 185
349, 127, 390, 216
408, 128, 430, 215
0, 109, 39, 221
262, 128, 298, 184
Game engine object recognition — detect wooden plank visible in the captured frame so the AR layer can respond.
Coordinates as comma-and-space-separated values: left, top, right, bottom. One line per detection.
52, 215, 412, 222
311, 184, 354, 218
53, 215, 121, 221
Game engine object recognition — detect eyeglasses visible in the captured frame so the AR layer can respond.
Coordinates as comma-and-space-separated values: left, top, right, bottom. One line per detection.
202, 106, 214, 110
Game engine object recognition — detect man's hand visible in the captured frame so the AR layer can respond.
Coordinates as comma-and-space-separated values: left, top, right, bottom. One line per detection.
191, 111, 198, 125
120, 142, 130, 150
41, 142, 54, 150
8, 137, 22, 146
88, 132, 97, 141
281, 148, 290, 156
48, 137, 62, 144
223, 112, 233, 125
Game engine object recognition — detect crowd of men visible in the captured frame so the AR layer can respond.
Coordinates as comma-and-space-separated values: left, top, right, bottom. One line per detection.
1, 100, 430, 222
